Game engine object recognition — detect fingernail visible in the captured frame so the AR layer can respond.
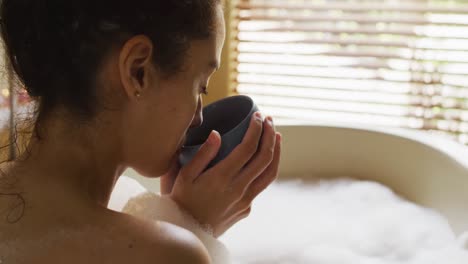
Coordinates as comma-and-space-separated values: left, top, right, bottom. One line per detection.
267, 116, 274, 127
254, 112, 263, 123
208, 130, 218, 144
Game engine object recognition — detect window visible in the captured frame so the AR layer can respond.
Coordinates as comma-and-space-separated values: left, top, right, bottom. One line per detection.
232, 0, 468, 144
0, 46, 31, 161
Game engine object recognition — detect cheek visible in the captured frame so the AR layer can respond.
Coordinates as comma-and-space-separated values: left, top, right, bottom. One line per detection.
131, 81, 199, 175
155, 90, 198, 145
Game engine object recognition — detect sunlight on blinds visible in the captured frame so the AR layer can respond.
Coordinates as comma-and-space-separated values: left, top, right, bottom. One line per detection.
232, 0, 468, 144
0, 45, 11, 130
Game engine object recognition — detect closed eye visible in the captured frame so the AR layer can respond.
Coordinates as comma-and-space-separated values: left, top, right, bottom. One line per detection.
201, 86, 209, 95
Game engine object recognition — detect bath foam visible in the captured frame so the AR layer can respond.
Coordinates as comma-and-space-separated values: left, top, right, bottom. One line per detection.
219, 179, 468, 264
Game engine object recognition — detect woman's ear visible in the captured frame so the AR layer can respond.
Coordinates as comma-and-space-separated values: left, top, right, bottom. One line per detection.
118, 35, 154, 100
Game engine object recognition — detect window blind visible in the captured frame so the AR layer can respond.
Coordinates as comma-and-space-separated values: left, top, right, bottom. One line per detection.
232, 0, 468, 144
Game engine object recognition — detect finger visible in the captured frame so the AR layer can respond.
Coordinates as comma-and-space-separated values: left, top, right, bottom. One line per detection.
216, 112, 264, 175
233, 116, 276, 191
214, 206, 252, 237
231, 206, 252, 222
243, 132, 282, 202
223, 206, 252, 234
180, 130, 221, 182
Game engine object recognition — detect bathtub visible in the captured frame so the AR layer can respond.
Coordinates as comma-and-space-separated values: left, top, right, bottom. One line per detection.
275, 124, 468, 235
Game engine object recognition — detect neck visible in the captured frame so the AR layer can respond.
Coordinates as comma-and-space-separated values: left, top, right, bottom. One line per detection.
15, 113, 126, 208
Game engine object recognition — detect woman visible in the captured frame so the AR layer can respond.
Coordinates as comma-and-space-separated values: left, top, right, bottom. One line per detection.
0, 0, 281, 263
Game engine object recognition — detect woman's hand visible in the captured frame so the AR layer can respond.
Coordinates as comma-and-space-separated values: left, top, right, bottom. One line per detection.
165, 112, 282, 238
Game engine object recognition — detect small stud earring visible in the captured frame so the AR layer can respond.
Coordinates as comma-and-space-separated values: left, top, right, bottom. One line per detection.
135, 91, 141, 98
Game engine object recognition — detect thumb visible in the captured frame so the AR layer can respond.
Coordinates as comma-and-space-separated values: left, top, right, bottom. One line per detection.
182, 130, 221, 182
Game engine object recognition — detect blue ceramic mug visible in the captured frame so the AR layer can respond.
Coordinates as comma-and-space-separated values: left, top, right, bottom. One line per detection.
179, 95, 260, 170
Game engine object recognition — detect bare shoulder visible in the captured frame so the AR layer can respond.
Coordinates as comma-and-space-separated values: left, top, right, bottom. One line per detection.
0, 210, 211, 264
153, 221, 211, 263
107, 212, 212, 264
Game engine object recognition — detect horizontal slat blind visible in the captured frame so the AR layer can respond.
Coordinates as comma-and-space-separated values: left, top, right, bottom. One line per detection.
233, 0, 468, 144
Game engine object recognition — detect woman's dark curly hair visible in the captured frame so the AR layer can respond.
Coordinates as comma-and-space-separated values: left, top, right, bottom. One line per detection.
0, 0, 221, 223
0, 0, 221, 121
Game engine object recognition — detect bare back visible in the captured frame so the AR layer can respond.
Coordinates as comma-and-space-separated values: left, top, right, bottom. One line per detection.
0, 172, 209, 264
